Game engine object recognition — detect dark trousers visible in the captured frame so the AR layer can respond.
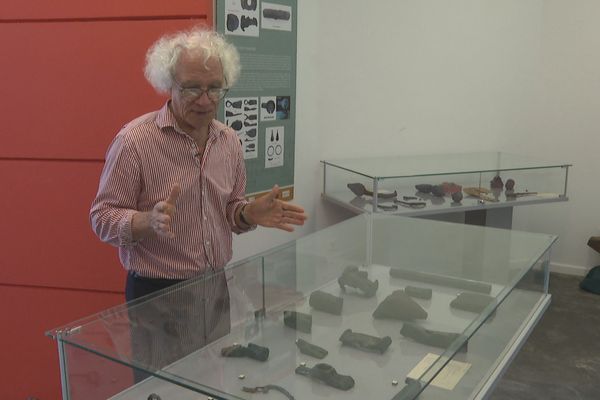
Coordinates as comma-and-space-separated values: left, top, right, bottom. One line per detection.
125, 271, 231, 383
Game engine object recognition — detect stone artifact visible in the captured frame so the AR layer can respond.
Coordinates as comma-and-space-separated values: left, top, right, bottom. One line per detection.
490, 175, 504, 189
400, 322, 467, 352
415, 184, 433, 193
221, 342, 269, 362
505, 178, 515, 191
441, 182, 462, 194
339, 329, 392, 354
296, 338, 328, 359
283, 310, 312, 333
391, 378, 423, 400
338, 265, 379, 297
451, 191, 463, 203
430, 185, 445, 197
389, 267, 492, 294
295, 363, 355, 391
243, 385, 295, 400
404, 285, 432, 300
347, 182, 397, 199
309, 290, 343, 315
450, 292, 495, 313
373, 290, 428, 321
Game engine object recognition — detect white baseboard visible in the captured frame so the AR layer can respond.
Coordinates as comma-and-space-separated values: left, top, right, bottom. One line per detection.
549, 262, 588, 276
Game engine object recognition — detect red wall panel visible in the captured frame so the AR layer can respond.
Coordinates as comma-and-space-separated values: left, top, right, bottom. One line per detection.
2, 0, 212, 20
0, 285, 125, 400
0, 160, 126, 291
1, 19, 206, 160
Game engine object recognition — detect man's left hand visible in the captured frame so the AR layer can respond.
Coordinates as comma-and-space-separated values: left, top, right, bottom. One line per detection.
245, 185, 308, 232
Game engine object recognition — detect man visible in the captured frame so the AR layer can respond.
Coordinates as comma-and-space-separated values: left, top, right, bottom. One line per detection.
91, 26, 307, 300
89, 26, 307, 377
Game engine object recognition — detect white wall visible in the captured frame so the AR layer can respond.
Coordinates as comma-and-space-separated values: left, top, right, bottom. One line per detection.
232, 0, 600, 275
509, 1, 600, 274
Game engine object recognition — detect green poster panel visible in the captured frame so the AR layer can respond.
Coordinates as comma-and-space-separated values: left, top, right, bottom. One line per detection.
216, 0, 297, 201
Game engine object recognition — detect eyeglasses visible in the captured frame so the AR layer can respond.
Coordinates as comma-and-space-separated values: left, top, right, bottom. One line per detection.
172, 78, 229, 102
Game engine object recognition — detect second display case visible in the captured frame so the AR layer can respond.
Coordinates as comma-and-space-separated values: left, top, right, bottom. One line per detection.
322, 152, 571, 223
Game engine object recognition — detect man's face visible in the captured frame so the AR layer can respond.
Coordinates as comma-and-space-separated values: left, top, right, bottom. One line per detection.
170, 51, 225, 133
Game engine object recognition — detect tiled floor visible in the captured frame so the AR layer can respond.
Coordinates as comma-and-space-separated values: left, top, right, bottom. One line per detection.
489, 273, 600, 399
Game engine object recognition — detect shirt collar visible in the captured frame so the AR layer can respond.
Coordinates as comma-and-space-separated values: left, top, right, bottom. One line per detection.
155, 101, 226, 140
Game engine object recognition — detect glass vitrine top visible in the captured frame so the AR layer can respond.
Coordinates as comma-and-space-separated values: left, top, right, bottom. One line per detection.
322, 152, 571, 179
47, 214, 557, 400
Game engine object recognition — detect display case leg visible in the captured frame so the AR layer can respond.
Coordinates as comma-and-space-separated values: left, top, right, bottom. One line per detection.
56, 334, 71, 400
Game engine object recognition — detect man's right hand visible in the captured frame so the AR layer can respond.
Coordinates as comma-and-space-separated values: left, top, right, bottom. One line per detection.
132, 184, 181, 240
150, 184, 181, 238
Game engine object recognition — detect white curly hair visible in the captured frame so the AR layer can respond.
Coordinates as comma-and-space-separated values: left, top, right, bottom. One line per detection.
144, 26, 241, 94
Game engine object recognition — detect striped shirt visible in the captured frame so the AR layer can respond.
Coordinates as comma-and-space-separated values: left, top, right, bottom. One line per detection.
90, 102, 253, 279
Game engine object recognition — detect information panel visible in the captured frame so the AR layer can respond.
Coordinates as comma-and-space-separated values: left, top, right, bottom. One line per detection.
216, 0, 297, 200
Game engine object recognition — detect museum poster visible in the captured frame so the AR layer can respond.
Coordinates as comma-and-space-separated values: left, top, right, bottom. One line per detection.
216, 0, 297, 201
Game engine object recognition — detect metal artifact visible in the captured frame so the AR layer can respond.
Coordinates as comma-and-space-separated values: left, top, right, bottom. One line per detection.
283, 310, 312, 333
394, 199, 426, 208
295, 363, 355, 391
378, 203, 399, 211
347, 182, 397, 199
400, 322, 467, 351
391, 378, 423, 400
338, 265, 379, 297
221, 342, 269, 361
309, 290, 343, 315
243, 385, 295, 400
450, 292, 495, 313
339, 329, 392, 354
296, 338, 328, 359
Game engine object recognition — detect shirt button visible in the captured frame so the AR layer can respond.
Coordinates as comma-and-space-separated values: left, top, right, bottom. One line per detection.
203, 216, 207, 221
206, 240, 210, 245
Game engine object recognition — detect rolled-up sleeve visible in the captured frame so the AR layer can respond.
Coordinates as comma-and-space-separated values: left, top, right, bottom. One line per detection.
90, 134, 142, 247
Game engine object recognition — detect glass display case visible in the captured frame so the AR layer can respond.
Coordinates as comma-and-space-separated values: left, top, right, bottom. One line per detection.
47, 214, 557, 400
321, 152, 571, 223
